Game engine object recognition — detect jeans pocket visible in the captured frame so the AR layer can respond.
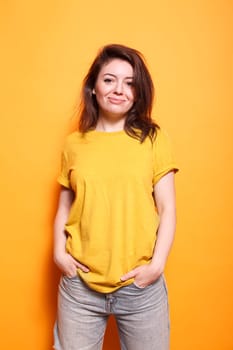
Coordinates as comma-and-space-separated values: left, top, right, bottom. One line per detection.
133, 281, 147, 289
161, 275, 168, 296
133, 275, 164, 290
63, 274, 78, 281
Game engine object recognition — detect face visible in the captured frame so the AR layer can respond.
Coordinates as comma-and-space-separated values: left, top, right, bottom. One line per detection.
94, 59, 135, 120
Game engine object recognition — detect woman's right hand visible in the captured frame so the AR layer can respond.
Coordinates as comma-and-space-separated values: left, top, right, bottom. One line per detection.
54, 252, 89, 278
53, 188, 90, 278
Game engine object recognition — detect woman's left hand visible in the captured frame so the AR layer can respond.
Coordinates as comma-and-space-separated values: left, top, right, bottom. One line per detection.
120, 262, 163, 288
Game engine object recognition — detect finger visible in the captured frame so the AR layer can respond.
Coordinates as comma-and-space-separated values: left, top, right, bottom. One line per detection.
66, 272, 76, 278
79, 265, 90, 273
120, 269, 137, 281
75, 261, 90, 272
65, 268, 77, 278
71, 257, 90, 272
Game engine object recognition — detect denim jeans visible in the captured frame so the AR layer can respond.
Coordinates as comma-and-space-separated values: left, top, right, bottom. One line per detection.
53, 274, 170, 350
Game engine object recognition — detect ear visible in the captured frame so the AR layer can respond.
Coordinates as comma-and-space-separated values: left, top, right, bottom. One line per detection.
92, 89, 96, 95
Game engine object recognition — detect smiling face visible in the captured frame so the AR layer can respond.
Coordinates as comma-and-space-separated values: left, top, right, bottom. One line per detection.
94, 59, 135, 122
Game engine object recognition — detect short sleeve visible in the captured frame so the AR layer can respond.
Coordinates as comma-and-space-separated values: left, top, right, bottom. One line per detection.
152, 128, 179, 185
57, 147, 71, 189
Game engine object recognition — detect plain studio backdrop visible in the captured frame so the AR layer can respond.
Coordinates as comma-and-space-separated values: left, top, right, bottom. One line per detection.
0, 1, 232, 349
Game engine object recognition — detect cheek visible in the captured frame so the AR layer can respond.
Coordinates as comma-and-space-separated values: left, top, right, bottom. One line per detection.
95, 91, 109, 108
95, 86, 109, 99
96, 92, 107, 105
128, 87, 135, 101
129, 92, 135, 103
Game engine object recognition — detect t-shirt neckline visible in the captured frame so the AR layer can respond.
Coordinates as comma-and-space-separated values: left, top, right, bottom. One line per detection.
89, 129, 125, 136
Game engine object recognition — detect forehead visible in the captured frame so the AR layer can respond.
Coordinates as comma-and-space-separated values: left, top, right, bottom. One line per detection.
99, 58, 134, 77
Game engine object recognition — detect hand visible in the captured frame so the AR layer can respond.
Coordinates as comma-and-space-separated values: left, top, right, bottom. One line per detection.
120, 262, 163, 288
54, 252, 89, 278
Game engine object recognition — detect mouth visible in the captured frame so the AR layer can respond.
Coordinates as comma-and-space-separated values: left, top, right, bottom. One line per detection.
108, 97, 126, 104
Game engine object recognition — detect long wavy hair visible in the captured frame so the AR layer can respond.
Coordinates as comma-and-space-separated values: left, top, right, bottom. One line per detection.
78, 44, 159, 142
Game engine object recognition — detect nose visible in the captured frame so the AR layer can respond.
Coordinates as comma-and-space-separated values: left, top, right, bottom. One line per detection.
114, 81, 124, 95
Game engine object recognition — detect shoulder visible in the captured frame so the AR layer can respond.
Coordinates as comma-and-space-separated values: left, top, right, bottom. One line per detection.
153, 127, 172, 147
65, 131, 83, 143
62, 131, 86, 149
151, 127, 177, 163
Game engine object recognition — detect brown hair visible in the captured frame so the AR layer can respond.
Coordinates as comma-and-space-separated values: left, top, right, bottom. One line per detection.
78, 44, 159, 142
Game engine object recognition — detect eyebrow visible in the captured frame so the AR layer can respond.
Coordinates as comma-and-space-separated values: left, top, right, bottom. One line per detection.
103, 73, 133, 79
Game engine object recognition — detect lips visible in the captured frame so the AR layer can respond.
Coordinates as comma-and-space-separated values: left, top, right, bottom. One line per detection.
108, 97, 125, 104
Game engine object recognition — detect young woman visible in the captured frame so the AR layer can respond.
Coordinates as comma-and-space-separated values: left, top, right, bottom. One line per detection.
53, 44, 178, 350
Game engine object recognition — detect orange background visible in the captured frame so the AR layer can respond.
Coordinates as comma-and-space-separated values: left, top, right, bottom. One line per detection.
1, 1, 233, 349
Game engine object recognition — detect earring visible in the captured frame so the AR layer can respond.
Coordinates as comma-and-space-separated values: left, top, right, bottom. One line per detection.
92, 89, 96, 95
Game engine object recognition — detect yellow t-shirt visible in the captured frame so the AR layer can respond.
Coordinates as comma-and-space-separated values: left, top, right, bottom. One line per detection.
58, 128, 178, 293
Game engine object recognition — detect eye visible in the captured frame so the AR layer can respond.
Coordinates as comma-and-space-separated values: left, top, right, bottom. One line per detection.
104, 78, 113, 83
126, 81, 134, 86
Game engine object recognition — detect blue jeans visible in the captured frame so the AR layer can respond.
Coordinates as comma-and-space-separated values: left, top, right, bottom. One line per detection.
54, 274, 170, 350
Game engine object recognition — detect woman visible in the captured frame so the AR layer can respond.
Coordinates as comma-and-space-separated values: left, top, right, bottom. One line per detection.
53, 44, 178, 350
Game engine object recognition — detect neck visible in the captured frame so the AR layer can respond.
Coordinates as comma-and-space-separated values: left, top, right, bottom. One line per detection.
96, 116, 125, 132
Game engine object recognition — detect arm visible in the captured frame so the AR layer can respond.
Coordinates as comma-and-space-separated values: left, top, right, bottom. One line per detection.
120, 171, 176, 287
151, 171, 176, 270
53, 186, 89, 278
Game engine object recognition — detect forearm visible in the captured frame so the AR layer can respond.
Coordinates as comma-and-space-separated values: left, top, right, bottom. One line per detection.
151, 207, 176, 270
53, 213, 68, 260
53, 187, 74, 261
